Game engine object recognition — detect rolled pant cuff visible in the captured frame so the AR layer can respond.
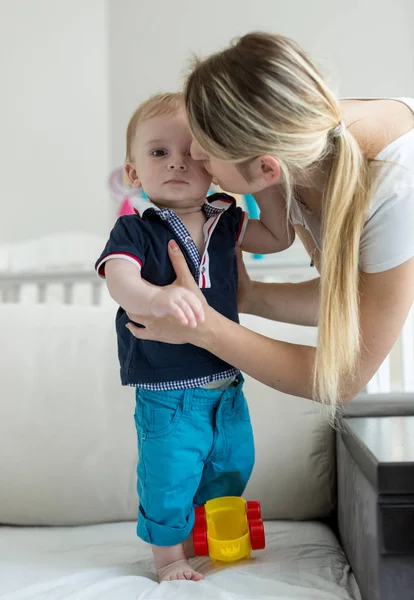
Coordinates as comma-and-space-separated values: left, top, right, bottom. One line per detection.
137, 507, 195, 546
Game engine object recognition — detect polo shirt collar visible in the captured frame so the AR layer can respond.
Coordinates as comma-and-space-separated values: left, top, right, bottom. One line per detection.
132, 194, 233, 218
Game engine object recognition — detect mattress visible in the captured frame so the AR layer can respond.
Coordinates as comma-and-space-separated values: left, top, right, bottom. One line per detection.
0, 520, 361, 599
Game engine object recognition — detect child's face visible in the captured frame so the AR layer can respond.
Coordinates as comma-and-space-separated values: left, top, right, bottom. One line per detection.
126, 110, 212, 209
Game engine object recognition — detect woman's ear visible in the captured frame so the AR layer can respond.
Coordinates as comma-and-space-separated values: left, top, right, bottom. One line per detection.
125, 163, 142, 188
251, 155, 281, 185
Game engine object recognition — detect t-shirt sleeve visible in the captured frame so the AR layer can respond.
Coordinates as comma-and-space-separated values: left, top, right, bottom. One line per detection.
95, 215, 146, 278
235, 206, 249, 245
207, 192, 249, 244
359, 187, 414, 273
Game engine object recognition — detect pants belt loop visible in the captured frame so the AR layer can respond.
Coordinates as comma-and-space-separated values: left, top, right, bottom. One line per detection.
182, 388, 193, 415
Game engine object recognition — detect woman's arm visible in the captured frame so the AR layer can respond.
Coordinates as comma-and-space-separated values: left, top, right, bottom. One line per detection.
237, 247, 320, 326
199, 310, 316, 397
210, 259, 414, 400
240, 185, 295, 254
351, 261, 414, 397
241, 279, 320, 326
126, 242, 414, 402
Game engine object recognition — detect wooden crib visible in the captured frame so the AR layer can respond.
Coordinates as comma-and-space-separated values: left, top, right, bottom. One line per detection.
0, 237, 412, 394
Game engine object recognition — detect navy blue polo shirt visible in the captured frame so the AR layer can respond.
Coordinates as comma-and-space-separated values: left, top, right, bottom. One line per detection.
95, 193, 248, 389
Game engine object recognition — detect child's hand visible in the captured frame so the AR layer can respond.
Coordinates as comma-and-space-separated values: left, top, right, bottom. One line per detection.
150, 286, 205, 328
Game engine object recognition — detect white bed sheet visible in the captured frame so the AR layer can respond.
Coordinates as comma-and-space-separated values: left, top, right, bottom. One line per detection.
0, 520, 361, 600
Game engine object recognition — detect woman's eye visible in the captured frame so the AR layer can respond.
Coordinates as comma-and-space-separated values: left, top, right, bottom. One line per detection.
151, 149, 167, 157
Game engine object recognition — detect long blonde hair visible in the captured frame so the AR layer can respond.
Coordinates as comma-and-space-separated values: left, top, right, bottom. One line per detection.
184, 32, 371, 406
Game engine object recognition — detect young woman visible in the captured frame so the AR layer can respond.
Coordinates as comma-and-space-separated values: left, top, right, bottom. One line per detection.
126, 32, 414, 406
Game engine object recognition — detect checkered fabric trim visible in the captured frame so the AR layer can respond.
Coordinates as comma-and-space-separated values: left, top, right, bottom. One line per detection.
127, 367, 240, 391
146, 203, 225, 281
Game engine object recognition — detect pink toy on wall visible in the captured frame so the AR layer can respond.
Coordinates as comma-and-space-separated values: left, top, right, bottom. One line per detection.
108, 167, 139, 216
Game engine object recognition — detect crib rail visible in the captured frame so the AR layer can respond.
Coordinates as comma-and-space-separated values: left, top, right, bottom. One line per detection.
0, 255, 312, 306
0, 269, 104, 306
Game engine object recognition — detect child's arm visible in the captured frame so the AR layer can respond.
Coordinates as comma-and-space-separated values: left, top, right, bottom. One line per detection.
239, 186, 295, 254
104, 259, 204, 327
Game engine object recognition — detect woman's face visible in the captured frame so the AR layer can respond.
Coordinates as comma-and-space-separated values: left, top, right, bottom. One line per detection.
189, 138, 269, 195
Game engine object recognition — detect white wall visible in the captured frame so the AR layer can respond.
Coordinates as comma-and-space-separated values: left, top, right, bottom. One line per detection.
109, 0, 414, 168
1, 0, 413, 243
0, 0, 110, 243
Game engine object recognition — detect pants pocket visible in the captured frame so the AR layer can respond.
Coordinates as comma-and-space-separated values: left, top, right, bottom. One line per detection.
235, 391, 251, 422
135, 389, 183, 440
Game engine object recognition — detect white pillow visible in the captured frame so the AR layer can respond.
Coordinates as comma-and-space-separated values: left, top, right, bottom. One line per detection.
0, 305, 334, 525
0, 303, 138, 526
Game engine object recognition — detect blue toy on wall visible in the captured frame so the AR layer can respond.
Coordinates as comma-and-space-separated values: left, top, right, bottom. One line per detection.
243, 194, 263, 260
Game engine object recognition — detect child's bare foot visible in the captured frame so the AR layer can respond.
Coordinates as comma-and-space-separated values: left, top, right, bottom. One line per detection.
183, 534, 195, 559
153, 542, 203, 582
158, 558, 204, 581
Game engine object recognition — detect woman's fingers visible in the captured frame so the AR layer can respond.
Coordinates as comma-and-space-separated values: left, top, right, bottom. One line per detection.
126, 322, 151, 340
168, 240, 197, 288
167, 241, 208, 313
125, 314, 190, 345
126, 312, 143, 324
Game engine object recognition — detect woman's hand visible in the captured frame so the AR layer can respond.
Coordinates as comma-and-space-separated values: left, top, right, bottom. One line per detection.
126, 240, 210, 345
150, 285, 205, 328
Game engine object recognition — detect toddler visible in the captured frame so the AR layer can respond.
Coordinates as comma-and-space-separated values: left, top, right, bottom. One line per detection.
95, 92, 290, 581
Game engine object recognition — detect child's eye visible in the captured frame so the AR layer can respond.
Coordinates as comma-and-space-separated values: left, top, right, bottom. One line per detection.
151, 149, 167, 157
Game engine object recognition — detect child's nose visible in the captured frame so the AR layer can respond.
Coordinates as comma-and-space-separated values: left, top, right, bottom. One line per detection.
168, 154, 187, 170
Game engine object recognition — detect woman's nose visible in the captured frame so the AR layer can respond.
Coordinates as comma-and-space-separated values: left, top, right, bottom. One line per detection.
190, 140, 206, 161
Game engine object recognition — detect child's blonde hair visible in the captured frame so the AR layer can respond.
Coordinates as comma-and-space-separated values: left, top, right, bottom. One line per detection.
185, 32, 372, 407
125, 92, 183, 162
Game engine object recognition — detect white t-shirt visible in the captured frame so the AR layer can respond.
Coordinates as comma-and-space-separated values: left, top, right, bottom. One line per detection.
290, 97, 414, 273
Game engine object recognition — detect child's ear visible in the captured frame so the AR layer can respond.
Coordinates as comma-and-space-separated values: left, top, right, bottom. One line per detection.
125, 163, 142, 188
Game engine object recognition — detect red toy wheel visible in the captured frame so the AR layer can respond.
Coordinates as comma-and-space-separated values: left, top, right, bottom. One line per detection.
193, 523, 208, 556
249, 518, 265, 550
194, 505, 206, 525
193, 506, 208, 556
246, 500, 261, 520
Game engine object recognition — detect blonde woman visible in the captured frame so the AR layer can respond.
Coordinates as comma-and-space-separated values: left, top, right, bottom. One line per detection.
126, 32, 414, 407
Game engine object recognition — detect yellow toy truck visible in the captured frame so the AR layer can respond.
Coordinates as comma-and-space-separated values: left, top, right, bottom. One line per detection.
193, 496, 265, 562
